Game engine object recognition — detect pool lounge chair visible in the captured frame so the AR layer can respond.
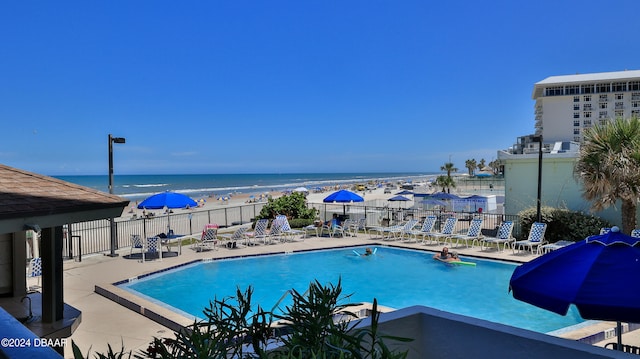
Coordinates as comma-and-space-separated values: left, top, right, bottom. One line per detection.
245, 219, 269, 245
449, 217, 483, 248
27, 257, 42, 291
427, 217, 458, 245
407, 215, 437, 244
130, 234, 145, 261
192, 224, 219, 252
218, 226, 249, 248
275, 215, 306, 242
512, 222, 547, 254
479, 221, 514, 252
386, 219, 419, 241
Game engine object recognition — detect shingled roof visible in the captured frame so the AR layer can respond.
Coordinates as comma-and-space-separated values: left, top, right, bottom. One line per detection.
0, 164, 129, 221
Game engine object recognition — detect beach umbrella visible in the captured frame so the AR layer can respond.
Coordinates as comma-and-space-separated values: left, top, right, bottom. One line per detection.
323, 189, 364, 215
395, 190, 414, 195
137, 191, 197, 209
293, 186, 309, 193
509, 227, 640, 350
137, 191, 197, 234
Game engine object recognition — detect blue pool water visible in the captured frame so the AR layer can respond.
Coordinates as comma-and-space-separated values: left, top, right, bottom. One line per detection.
121, 247, 585, 333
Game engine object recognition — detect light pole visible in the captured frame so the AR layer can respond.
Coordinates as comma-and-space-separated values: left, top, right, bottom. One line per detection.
108, 134, 126, 257
533, 135, 543, 223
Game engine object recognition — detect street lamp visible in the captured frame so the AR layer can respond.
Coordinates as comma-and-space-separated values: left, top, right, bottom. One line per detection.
533, 135, 543, 223
108, 134, 126, 257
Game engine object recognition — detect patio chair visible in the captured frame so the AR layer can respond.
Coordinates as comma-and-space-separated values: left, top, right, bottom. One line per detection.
218, 226, 249, 248
353, 217, 367, 237
386, 219, 419, 241
512, 222, 547, 254
192, 224, 218, 252
130, 234, 145, 261
246, 219, 269, 245
449, 217, 483, 248
27, 257, 42, 291
407, 215, 437, 244
427, 217, 458, 245
275, 214, 306, 241
143, 236, 163, 262
478, 221, 514, 252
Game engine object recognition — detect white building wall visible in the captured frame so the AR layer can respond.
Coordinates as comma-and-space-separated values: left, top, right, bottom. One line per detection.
541, 96, 575, 143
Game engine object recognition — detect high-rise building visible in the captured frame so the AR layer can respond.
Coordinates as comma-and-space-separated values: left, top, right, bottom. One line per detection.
532, 69, 640, 143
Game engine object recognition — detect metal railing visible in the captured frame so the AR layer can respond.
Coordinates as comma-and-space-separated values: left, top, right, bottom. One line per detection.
62, 201, 521, 259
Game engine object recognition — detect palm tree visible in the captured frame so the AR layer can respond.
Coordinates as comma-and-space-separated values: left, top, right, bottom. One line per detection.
464, 159, 477, 176
479, 158, 486, 168
435, 175, 456, 193
574, 117, 640, 234
441, 162, 458, 178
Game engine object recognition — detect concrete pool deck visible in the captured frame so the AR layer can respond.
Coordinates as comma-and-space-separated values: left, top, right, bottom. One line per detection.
56, 232, 637, 358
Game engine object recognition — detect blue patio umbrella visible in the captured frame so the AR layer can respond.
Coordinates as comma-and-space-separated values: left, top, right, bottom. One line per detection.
509, 227, 640, 349
137, 191, 197, 209
323, 189, 364, 203
388, 195, 410, 202
395, 190, 414, 195
323, 189, 364, 215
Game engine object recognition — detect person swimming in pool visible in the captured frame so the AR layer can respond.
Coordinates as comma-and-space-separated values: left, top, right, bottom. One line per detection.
433, 247, 459, 262
363, 247, 373, 256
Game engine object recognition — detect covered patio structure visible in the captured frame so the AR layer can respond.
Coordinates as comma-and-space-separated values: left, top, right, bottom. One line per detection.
0, 164, 128, 357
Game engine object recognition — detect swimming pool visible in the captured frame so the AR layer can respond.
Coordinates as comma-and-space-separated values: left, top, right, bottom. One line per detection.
120, 246, 585, 333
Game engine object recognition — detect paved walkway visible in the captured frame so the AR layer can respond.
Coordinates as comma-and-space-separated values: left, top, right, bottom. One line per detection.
55, 231, 635, 358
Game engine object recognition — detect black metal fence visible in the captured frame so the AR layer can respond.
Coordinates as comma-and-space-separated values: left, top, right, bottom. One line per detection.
62, 203, 267, 260
62, 201, 522, 260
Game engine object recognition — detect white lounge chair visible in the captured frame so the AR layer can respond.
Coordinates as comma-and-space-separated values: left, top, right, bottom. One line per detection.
218, 226, 249, 248
192, 224, 218, 252
407, 215, 437, 244
428, 217, 458, 245
479, 221, 514, 252
450, 217, 483, 248
275, 215, 306, 242
512, 222, 547, 254
246, 219, 269, 245
27, 257, 42, 291
386, 219, 419, 241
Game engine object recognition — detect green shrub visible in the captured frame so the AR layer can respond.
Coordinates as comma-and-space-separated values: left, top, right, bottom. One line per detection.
518, 206, 612, 243
257, 192, 318, 221
74, 280, 411, 359
289, 218, 315, 228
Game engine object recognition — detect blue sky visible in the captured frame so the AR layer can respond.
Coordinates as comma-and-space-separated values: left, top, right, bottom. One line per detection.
1, 1, 639, 176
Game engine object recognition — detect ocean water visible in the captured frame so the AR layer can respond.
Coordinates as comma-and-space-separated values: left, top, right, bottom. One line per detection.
55, 172, 435, 201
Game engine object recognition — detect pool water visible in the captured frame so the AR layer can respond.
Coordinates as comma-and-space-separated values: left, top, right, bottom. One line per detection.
121, 246, 584, 333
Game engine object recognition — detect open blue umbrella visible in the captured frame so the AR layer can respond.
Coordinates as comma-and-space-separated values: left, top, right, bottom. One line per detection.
509, 227, 640, 349
323, 189, 364, 215
323, 189, 364, 203
137, 191, 197, 209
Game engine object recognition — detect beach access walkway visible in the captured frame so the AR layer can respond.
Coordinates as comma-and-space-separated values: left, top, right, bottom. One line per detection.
58, 230, 635, 358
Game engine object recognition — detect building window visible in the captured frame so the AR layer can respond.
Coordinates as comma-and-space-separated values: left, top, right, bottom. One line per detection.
583, 119, 592, 126
615, 110, 624, 118
615, 102, 624, 109
574, 112, 580, 119
633, 110, 640, 117
574, 96, 580, 102
599, 102, 608, 109
596, 83, 610, 93
612, 82, 627, 92
583, 104, 593, 111
633, 101, 640, 108
545, 86, 563, 96
599, 94, 608, 101
574, 104, 580, 111
566, 85, 580, 95
599, 111, 608, 118
574, 136, 581, 142
633, 92, 640, 101
574, 120, 580, 126
584, 95, 592, 102
630, 82, 640, 91
616, 93, 624, 100
599, 119, 608, 126
574, 129, 580, 135
582, 84, 594, 94
584, 111, 592, 118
